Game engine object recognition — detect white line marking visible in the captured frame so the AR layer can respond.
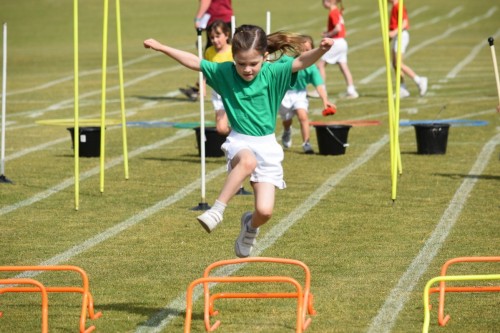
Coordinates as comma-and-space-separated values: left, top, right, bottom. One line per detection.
0, 130, 193, 216
360, 7, 495, 84
447, 28, 500, 79
135, 135, 389, 333
11, 164, 227, 279
366, 132, 500, 333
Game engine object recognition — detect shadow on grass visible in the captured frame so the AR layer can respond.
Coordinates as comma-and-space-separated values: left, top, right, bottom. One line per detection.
434, 173, 500, 181
96, 302, 204, 323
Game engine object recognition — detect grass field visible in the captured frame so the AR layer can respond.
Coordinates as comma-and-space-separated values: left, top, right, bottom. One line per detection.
1, 0, 499, 332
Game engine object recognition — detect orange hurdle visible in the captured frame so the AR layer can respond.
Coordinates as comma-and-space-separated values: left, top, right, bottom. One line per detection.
0, 278, 49, 333
184, 257, 316, 333
428, 256, 500, 326
0, 265, 102, 332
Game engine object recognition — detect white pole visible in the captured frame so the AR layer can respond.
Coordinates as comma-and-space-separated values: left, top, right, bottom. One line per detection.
266, 11, 271, 35
1, 23, 7, 176
197, 28, 207, 208
231, 15, 235, 37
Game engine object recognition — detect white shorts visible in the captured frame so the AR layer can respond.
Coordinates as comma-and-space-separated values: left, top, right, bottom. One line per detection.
221, 131, 286, 189
321, 38, 348, 64
391, 30, 410, 54
279, 90, 309, 121
211, 90, 225, 111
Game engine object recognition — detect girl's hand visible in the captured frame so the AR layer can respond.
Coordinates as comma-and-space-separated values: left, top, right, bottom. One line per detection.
143, 38, 163, 51
324, 101, 336, 110
319, 38, 334, 50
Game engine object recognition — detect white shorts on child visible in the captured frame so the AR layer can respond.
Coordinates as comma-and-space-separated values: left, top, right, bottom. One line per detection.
279, 90, 309, 121
221, 131, 286, 189
321, 38, 348, 64
391, 30, 410, 54
211, 90, 225, 111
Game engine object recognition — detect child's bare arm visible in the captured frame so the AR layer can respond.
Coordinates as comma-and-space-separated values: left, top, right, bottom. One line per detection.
292, 38, 334, 72
144, 38, 201, 71
315, 84, 334, 109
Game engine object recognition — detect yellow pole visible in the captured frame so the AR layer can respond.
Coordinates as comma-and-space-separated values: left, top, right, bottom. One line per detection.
395, 0, 404, 176
378, 0, 397, 200
73, 0, 80, 210
116, 0, 129, 180
100, 0, 109, 193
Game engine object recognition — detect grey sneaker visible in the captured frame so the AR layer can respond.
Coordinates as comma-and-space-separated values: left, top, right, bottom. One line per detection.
234, 212, 259, 258
197, 209, 223, 233
418, 77, 428, 97
302, 142, 314, 154
282, 129, 292, 148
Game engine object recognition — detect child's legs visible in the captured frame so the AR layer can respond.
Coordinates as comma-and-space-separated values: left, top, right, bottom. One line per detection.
391, 50, 416, 83
391, 31, 414, 82
295, 108, 310, 142
282, 118, 293, 131
218, 149, 256, 203
250, 181, 275, 228
279, 97, 295, 131
337, 62, 354, 86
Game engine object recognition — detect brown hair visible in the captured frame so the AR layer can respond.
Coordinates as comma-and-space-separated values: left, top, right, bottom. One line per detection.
300, 34, 315, 50
208, 20, 232, 43
232, 25, 304, 60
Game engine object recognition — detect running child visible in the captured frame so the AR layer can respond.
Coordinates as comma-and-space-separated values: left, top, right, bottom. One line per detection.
144, 25, 334, 257
316, 0, 359, 99
280, 35, 335, 154
388, 0, 428, 98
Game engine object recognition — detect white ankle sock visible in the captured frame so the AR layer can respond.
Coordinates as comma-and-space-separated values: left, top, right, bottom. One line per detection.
212, 200, 226, 215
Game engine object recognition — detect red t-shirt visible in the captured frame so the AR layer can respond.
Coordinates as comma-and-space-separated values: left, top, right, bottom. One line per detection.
389, 2, 409, 31
207, 0, 233, 25
327, 7, 346, 39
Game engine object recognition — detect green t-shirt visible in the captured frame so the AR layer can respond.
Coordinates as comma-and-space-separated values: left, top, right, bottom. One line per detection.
291, 64, 324, 91
201, 56, 297, 136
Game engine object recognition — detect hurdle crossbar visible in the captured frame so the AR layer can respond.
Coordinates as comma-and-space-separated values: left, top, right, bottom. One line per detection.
428, 256, 500, 326
0, 265, 101, 332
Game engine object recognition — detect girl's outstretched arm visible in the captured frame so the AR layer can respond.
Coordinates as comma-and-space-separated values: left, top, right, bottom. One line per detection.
144, 38, 201, 71
292, 38, 334, 72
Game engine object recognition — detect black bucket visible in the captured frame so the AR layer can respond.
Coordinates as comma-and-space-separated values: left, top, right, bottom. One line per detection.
313, 124, 352, 155
412, 123, 450, 155
67, 127, 101, 157
194, 126, 227, 157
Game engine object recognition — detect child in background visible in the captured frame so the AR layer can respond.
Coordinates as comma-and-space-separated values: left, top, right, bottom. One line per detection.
204, 20, 232, 135
280, 35, 335, 154
144, 26, 334, 257
179, 0, 234, 101
388, 0, 428, 98
316, 0, 359, 99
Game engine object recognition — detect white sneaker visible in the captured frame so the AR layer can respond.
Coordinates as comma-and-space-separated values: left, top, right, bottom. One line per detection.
197, 209, 223, 233
399, 87, 410, 98
302, 142, 314, 154
418, 77, 428, 96
282, 129, 292, 148
345, 91, 359, 99
234, 212, 259, 258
